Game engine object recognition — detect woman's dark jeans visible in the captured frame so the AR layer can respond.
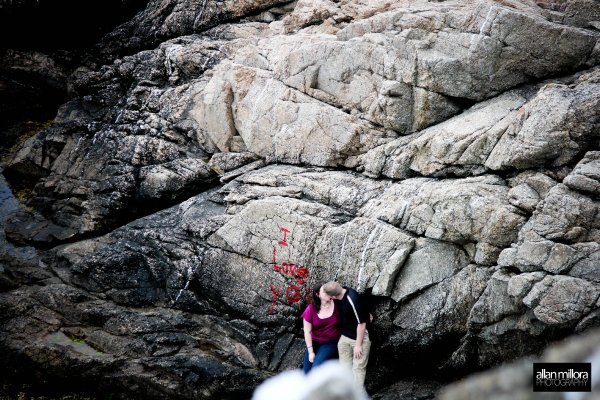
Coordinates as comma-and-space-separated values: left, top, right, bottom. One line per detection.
303, 339, 339, 374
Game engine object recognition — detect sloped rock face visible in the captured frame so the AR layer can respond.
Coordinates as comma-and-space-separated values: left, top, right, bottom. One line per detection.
0, 0, 151, 159
1, 0, 600, 398
437, 326, 600, 400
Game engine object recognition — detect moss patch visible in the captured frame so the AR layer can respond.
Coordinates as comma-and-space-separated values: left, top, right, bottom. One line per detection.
1, 119, 54, 162
0, 383, 97, 400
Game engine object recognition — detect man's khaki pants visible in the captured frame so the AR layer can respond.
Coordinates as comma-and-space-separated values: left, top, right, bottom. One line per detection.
338, 333, 371, 388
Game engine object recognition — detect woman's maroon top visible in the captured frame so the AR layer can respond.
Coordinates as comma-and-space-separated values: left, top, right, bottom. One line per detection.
302, 302, 341, 342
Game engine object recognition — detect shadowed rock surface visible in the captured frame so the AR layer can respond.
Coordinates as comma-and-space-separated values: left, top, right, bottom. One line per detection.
0, 0, 599, 398
438, 326, 600, 400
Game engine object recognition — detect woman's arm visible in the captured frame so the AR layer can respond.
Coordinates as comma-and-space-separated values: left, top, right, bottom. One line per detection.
303, 319, 315, 363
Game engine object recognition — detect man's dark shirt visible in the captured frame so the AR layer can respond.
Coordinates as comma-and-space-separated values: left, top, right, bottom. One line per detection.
337, 286, 369, 340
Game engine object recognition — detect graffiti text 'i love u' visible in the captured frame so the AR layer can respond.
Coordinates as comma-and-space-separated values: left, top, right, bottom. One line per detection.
268, 227, 311, 313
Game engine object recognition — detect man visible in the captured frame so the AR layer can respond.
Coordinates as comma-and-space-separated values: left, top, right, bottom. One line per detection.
322, 281, 371, 390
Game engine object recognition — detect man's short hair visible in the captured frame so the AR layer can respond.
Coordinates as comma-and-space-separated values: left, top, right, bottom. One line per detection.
323, 281, 343, 296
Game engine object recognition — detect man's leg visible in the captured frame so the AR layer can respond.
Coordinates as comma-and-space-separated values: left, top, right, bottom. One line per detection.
337, 335, 353, 369
352, 336, 371, 388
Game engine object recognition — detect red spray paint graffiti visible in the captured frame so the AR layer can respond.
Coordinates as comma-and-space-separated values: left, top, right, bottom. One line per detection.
272, 248, 309, 285
278, 227, 290, 247
268, 227, 311, 313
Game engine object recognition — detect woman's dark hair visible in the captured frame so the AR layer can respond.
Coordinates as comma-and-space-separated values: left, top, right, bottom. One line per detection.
311, 281, 327, 313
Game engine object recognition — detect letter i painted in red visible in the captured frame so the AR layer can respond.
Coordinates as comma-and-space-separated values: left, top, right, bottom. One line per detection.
279, 227, 290, 247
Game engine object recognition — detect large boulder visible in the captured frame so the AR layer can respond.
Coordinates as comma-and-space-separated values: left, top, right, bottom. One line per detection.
1, 0, 599, 398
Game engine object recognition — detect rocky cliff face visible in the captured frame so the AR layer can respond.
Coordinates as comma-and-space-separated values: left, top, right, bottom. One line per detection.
1, 0, 599, 398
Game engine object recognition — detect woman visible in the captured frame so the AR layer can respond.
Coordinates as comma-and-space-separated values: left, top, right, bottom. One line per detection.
301, 281, 341, 373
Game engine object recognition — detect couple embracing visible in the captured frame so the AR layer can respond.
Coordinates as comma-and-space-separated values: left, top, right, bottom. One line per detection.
301, 281, 371, 389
